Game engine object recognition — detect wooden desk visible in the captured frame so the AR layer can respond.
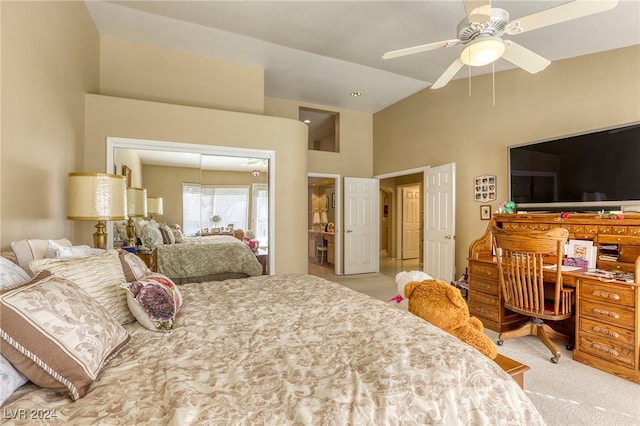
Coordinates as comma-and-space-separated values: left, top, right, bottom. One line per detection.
495, 354, 530, 389
468, 214, 640, 384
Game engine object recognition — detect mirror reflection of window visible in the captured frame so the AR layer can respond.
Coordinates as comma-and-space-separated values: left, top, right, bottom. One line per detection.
299, 107, 339, 153
113, 147, 269, 254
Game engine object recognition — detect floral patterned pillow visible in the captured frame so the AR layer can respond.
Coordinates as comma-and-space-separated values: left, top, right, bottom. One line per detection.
121, 274, 183, 332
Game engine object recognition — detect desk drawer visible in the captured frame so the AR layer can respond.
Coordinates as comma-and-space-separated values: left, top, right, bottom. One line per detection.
580, 281, 636, 307
469, 262, 498, 280
578, 333, 636, 369
579, 317, 635, 347
469, 293, 499, 321
469, 277, 499, 294
579, 299, 635, 328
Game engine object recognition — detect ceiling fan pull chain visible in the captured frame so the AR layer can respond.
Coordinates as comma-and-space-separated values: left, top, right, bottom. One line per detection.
468, 64, 472, 98
492, 62, 496, 107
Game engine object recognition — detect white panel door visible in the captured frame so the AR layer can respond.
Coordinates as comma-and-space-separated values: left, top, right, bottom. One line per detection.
401, 185, 420, 259
423, 163, 456, 282
344, 177, 379, 275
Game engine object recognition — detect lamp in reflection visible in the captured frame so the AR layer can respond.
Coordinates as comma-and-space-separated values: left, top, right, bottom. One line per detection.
126, 187, 147, 247
67, 173, 127, 249
147, 197, 163, 220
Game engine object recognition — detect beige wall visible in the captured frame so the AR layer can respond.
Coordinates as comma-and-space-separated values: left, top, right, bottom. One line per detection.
265, 97, 374, 177
100, 38, 264, 115
84, 94, 308, 274
374, 45, 640, 278
1, 1, 100, 249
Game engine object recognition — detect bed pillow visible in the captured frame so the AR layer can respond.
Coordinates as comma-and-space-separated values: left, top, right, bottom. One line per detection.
141, 221, 163, 248
0, 271, 131, 401
121, 274, 183, 332
0, 257, 29, 406
44, 240, 104, 259
117, 249, 152, 282
11, 238, 72, 271
29, 250, 135, 324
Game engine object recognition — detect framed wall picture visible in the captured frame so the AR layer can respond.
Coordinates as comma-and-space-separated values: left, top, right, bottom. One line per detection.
122, 165, 132, 187
474, 175, 496, 202
480, 205, 492, 220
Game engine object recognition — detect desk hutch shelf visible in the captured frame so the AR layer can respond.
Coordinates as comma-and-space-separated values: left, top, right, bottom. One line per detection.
468, 213, 640, 384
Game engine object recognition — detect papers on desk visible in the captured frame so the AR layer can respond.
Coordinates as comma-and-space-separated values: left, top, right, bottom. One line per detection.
544, 264, 584, 272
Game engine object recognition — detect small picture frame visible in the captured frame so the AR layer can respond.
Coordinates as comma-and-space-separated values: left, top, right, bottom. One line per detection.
480, 205, 491, 220
122, 165, 132, 187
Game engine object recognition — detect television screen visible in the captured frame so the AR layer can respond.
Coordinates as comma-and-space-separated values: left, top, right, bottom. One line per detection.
509, 123, 640, 210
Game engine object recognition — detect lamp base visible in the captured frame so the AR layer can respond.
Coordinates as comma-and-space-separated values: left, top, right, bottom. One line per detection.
126, 218, 137, 247
93, 220, 108, 250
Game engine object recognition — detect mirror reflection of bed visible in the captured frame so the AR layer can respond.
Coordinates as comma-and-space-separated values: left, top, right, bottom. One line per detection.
112, 142, 270, 281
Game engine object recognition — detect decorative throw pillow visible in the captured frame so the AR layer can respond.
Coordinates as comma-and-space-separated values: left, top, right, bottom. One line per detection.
171, 228, 184, 243
0, 271, 131, 401
29, 250, 135, 324
0, 257, 29, 405
159, 223, 175, 245
117, 249, 151, 282
121, 274, 183, 332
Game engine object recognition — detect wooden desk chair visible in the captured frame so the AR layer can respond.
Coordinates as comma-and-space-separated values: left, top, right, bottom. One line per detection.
492, 226, 574, 363
315, 233, 327, 264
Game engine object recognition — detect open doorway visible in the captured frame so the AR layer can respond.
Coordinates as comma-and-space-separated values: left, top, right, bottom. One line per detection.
307, 174, 341, 276
378, 171, 425, 270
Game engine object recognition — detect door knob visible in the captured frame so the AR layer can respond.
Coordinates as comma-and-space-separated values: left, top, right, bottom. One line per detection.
445, 235, 453, 239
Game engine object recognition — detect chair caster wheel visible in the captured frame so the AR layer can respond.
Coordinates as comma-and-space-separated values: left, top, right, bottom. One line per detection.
551, 357, 559, 364
497, 340, 503, 346
566, 344, 573, 351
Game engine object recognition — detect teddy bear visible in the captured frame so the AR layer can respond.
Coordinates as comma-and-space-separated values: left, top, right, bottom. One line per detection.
394, 271, 497, 359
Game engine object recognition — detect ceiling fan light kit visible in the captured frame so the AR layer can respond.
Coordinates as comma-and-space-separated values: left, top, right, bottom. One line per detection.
382, 0, 620, 89
460, 36, 505, 67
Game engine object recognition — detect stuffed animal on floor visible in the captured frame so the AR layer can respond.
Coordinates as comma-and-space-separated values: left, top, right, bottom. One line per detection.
395, 271, 498, 359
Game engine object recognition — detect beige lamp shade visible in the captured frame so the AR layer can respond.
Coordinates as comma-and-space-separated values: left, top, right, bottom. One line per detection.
67, 173, 127, 220
127, 187, 147, 218
312, 212, 320, 224
147, 197, 164, 217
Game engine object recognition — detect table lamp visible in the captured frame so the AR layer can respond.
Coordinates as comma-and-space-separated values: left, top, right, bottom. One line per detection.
126, 187, 147, 246
147, 197, 163, 220
67, 173, 127, 249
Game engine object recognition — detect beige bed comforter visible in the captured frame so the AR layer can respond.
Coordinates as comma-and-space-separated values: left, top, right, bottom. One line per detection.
3, 274, 545, 425
155, 235, 263, 282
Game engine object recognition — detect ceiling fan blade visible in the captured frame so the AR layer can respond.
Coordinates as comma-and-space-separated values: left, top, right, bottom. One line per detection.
430, 58, 465, 89
507, 0, 618, 34
501, 41, 551, 74
463, 0, 491, 22
382, 39, 460, 60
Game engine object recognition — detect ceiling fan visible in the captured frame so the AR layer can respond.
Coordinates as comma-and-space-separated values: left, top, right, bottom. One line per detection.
382, 0, 619, 89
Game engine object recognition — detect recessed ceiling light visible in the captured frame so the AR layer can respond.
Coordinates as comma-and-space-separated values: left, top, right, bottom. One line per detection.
303, 119, 311, 124
351, 91, 362, 97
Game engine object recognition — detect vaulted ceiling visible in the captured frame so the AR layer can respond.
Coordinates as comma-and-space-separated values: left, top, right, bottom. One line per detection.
88, 1, 640, 113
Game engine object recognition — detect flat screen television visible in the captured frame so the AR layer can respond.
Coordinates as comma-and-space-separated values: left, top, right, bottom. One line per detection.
509, 123, 640, 213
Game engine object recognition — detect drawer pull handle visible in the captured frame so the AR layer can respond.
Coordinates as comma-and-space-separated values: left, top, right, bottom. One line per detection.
591, 290, 621, 301
591, 343, 620, 357
592, 326, 620, 339
592, 308, 620, 319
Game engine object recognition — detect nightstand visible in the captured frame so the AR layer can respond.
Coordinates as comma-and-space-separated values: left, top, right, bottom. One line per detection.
135, 247, 157, 272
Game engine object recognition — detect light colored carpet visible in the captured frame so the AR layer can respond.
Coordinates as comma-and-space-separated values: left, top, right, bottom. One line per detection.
330, 272, 640, 426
